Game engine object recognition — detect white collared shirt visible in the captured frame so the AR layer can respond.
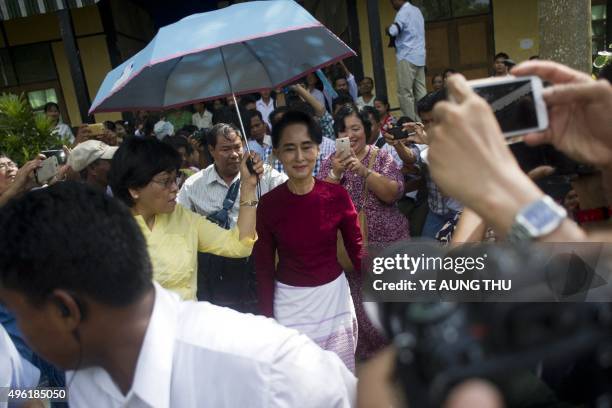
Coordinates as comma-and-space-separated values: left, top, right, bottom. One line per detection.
247, 135, 273, 160
1, 324, 40, 395
256, 98, 275, 129
192, 110, 213, 130
66, 284, 356, 408
388, 2, 426, 66
52, 123, 74, 144
356, 94, 376, 110
177, 163, 287, 226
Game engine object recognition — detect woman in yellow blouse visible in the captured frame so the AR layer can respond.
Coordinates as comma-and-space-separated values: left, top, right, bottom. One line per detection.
109, 136, 261, 300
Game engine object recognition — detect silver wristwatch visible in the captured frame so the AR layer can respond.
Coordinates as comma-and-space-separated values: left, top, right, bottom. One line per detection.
507, 195, 567, 243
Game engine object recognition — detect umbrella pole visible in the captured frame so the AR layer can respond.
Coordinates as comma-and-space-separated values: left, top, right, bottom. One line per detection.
231, 92, 250, 155
220, 47, 260, 199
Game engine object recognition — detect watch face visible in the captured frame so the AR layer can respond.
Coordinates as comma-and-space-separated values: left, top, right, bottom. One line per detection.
520, 198, 564, 235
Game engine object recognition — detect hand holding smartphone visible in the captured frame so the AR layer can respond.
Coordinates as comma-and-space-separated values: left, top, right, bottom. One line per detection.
387, 126, 416, 140
335, 137, 351, 158
466, 75, 548, 139
35, 156, 59, 185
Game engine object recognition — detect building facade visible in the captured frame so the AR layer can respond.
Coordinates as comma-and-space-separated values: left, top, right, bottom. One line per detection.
0, 0, 605, 124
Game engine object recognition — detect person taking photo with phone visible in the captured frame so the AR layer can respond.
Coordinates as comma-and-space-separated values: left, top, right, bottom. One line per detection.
320, 104, 407, 361
0, 153, 47, 208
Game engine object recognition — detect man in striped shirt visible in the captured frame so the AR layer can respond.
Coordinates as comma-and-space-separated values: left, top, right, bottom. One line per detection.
178, 123, 286, 311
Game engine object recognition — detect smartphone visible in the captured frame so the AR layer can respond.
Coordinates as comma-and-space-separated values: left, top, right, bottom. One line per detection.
388, 127, 416, 140
35, 156, 59, 184
467, 75, 548, 138
335, 137, 351, 158
41, 149, 67, 165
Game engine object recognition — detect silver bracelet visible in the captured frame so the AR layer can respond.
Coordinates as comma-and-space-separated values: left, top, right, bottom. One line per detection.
329, 169, 342, 181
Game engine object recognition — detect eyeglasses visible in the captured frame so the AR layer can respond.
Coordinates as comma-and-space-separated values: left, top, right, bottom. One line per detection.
0, 161, 17, 171
150, 176, 178, 189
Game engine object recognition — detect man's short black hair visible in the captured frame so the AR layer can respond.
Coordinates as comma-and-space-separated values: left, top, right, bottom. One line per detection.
417, 90, 446, 114
332, 92, 355, 112
442, 68, 457, 78
245, 110, 264, 139
396, 115, 415, 127
206, 123, 242, 149
334, 104, 372, 140
374, 96, 389, 107
271, 110, 322, 149
269, 106, 290, 128
109, 137, 181, 207
44, 102, 60, 113
163, 135, 193, 155
240, 94, 258, 109
494, 52, 509, 61
212, 105, 246, 129
334, 76, 348, 87
0, 182, 153, 306
361, 105, 381, 124
287, 101, 315, 118
103, 121, 116, 132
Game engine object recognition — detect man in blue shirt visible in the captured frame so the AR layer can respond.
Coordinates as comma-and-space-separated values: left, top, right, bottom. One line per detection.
387, 0, 427, 120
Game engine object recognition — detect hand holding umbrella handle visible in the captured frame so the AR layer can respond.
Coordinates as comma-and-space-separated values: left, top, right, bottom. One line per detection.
246, 156, 256, 175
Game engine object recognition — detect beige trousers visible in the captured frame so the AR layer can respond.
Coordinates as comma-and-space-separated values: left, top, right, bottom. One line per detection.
397, 59, 427, 120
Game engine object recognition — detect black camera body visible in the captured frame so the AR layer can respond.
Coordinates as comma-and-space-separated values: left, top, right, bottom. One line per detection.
378, 301, 612, 407
41, 149, 67, 165
366, 243, 612, 407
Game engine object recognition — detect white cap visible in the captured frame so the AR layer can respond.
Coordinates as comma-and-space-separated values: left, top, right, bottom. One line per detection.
67, 140, 118, 172
154, 120, 174, 140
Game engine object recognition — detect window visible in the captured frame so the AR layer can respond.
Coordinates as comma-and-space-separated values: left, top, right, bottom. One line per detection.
412, 0, 490, 22
27, 88, 58, 115
451, 0, 490, 18
12, 43, 57, 84
592, 3, 608, 56
0, 49, 17, 87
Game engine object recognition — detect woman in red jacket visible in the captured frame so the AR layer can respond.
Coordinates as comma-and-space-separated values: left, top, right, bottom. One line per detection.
254, 111, 363, 372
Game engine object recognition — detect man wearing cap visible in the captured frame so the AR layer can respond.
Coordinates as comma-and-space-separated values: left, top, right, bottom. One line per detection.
67, 140, 118, 192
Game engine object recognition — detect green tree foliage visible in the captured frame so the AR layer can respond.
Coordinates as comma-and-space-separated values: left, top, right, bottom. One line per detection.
0, 93, 63, 165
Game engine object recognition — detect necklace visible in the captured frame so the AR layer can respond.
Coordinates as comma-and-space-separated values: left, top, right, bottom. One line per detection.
288, 177, 315, 195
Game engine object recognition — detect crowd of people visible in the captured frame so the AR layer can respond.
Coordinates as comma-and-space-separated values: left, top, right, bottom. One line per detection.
1, 0, 612, 406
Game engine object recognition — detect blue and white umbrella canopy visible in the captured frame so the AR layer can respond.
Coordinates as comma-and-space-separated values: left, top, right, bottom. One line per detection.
89, 0, 355, 114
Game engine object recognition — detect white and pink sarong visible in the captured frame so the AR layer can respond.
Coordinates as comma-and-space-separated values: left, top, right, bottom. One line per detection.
274, 273, 358, 372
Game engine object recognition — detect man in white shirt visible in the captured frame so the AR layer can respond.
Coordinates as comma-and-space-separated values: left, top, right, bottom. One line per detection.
0, 182, 356, 408
246, 110, 273, 159
256, 89, 275, 130
178, 123, 286, 226
192, 102, 213, 130
1, 324, 40, 405
387, 0, 427, 120
178, 123, 286, 310
356, 77, 376, 110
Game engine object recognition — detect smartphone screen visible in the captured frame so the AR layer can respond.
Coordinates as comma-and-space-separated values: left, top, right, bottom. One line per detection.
335, 138, 350, 157
472, 79, 539, 135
